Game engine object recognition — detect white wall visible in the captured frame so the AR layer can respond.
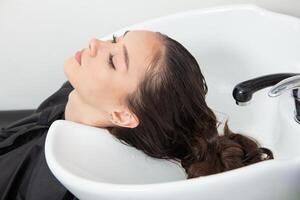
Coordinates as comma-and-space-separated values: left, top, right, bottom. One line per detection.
1, 0, 300, 110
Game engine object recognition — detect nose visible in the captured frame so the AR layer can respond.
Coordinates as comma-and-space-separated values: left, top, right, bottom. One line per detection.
88, 38, 109, 57
88, 38, 99, 57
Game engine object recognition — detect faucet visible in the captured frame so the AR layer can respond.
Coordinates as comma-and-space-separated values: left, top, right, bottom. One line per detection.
268, 75, 300, 123
232, 73, 300, 123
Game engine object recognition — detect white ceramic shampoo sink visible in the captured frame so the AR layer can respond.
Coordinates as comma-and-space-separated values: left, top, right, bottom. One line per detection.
45, 4, 300, 200
46, 120, 186, 185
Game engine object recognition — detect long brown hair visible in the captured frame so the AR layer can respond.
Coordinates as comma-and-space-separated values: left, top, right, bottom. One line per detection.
106, 32, 274, 179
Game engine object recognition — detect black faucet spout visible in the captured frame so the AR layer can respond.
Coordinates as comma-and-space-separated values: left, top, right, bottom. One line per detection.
233, 73, 300, 105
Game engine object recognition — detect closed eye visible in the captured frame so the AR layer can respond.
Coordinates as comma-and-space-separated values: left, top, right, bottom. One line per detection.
108, 34, 117, 70
112, 34, 117, 43
108, 53, 115, 70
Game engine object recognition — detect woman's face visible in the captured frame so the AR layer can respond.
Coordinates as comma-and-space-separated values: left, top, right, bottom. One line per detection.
63, 30, 162, 127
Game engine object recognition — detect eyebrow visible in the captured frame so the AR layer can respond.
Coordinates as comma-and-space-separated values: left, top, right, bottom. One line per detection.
122, 30, 130, 72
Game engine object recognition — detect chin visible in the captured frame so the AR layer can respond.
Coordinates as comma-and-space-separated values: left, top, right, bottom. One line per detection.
63, 57, 77, 82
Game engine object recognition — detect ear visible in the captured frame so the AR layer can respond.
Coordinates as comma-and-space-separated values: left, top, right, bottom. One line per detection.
110, 109, 140, 128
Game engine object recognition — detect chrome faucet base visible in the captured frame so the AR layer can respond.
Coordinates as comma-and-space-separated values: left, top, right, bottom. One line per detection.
267, 76, 300, 125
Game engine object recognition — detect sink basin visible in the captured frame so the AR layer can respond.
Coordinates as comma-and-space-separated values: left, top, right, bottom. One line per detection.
45, 4, 300, 200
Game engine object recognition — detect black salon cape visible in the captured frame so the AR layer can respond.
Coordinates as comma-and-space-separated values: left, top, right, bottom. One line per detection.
0, 81, 79, 200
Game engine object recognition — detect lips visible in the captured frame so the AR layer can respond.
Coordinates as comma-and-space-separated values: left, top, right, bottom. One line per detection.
75, 50, 82, 65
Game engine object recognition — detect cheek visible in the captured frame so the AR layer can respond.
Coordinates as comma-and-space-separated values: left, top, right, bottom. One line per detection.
88, 74, 128, 108
77, 70, 114, 106
64, 57, 119, 106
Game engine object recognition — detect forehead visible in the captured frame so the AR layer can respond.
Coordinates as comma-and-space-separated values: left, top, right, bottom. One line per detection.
125, 30, 162, 77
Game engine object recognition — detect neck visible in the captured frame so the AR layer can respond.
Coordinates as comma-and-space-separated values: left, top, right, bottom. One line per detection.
64, 90, 113, 128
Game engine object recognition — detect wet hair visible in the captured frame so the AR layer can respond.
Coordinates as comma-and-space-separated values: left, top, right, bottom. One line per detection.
106, 32, 274, 179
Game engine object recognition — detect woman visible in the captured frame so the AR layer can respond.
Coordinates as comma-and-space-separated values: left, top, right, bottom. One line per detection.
0, 30, 273, 200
